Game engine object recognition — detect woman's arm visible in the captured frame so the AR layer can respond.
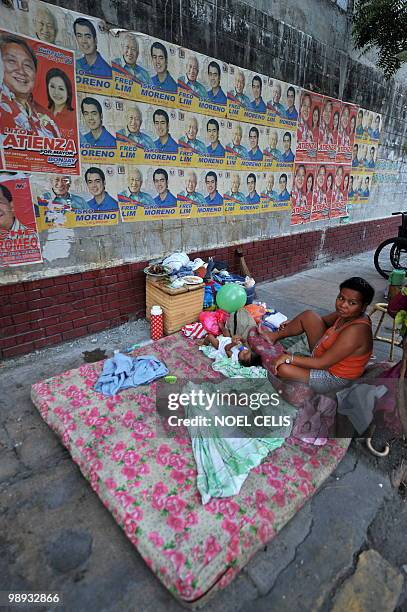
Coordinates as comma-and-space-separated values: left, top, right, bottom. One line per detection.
274, 325, 370, 371
321, 311, 339, 327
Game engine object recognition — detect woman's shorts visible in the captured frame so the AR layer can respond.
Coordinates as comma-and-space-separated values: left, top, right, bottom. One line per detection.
309, 369, 350, 394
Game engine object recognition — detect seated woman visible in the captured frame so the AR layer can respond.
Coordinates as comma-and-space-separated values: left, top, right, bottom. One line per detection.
257, 277, 375, 394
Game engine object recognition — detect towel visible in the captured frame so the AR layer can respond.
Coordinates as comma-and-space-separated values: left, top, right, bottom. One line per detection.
95, 353, 169, 396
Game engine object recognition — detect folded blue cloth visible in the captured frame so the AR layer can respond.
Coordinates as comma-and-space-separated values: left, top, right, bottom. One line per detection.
95, 353, 169, 396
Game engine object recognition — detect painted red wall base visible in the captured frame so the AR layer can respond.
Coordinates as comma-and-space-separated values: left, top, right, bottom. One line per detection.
0, 217, 398, 359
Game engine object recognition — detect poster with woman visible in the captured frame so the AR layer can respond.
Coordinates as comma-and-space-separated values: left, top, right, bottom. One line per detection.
296, 90, 323, 163
330, 164, 349, 218
267, 79, 300, 130
336, 102, 357, 164
178, 49, 228, 118
290, 163, 314, 225
32, 165, 120, 229
111, 32, 178, 108
0, 28, 80, 174
0, 172, 42, 266
317, 97, 341, 163
310, 163, 330, 221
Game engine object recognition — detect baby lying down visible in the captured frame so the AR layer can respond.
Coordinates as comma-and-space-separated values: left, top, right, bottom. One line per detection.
197, 333, 261, 367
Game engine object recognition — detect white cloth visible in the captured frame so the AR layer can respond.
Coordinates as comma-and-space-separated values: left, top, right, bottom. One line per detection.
162, 251, 190, 271
214, 335, 232, 358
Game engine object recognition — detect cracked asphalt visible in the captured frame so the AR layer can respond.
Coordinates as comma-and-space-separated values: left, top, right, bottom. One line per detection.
0, 250, 406, 611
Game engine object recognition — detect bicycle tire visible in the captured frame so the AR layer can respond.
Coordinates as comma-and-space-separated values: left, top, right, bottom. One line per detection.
390, 241, 407, 273
374, 238, 398, 279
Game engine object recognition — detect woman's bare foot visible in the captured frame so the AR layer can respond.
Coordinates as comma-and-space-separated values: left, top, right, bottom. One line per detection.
196, 338, 206, 346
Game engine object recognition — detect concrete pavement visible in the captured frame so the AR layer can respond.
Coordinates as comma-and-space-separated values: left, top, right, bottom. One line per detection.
0, 250, 406, 611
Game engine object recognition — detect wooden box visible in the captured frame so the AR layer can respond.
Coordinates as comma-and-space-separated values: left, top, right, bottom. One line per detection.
146, 277, 204, 335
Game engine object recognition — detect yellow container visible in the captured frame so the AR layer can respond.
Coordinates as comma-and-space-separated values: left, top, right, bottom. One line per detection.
146, 278, 204, 335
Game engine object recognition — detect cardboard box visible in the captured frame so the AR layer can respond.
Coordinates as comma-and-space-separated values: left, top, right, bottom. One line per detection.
146, 277, 204, 335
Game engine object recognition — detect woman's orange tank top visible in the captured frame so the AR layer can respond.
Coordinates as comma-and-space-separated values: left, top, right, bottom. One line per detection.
313, 316, 372, 379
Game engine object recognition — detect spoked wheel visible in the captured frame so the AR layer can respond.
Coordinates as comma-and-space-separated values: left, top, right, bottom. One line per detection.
390, 242, 407, 274
374, 238, 398, 279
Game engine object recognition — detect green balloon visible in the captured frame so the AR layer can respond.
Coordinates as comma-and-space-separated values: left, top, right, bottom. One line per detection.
216, 283, 247, 313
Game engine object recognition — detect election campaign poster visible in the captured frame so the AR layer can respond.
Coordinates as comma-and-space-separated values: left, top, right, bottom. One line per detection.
1, 0, 30, 36
115, 99, 155, 165
176, 168, 225, 219
227, 65, 269, 126
310, 163, 331, 222
317, 97, 341, 163
117, 164, 182, 221
111, 32, 178, 108
259, 171, 292, 213
224, 171, 263, 216
110, 30, 153, 101
225, 120, 266, 172
348, 172, 371, 205
78, 92, 117, 165
330, 164, 350, 219
336, 101, 357, 164
370, 112, 382, 142
177, 112, 227, 170
0, 28, 80, 175
290, 163, 315, 225
296, 90, 323, 163
267, 79, 300, 129
264, 127, 297, 170
65, 9, 112, 96
176, 167, 222, 218
32, 165, 120, 230
0, 172, 42, 266
355, 107, 380, 145
114, 99, 179, 166
25, 1, 74, 51
177, 49, 228, 118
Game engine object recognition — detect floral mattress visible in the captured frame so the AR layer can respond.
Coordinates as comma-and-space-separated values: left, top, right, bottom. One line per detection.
31, 333, 349, 606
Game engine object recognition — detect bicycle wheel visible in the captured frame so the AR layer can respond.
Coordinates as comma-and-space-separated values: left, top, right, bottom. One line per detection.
390, 242, 407, 273
374, 238, 397, 279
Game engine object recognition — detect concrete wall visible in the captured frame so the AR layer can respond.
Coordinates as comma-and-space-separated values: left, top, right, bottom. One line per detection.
2, 0, 407, 286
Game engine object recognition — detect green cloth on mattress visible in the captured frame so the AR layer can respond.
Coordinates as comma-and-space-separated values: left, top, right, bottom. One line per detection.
183, 378, 297, 504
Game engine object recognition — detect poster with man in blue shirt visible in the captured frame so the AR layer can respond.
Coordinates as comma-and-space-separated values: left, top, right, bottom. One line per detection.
85, 167, 119, 212
204, 171, 224, 213
206, 61, 227, 108
112, 32, 151, 99
249, 76, 267, 114
246, 173, 261, 205
116, 102, 156, 164
73, 17, 112, 95
80, 96, 116, 163
285, 86, 299, 122
280, 131, 295, 164
205, 119, 226, 168
152, 109, 179, 162
153, 168, 177, 207
278, 173, 291, 201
